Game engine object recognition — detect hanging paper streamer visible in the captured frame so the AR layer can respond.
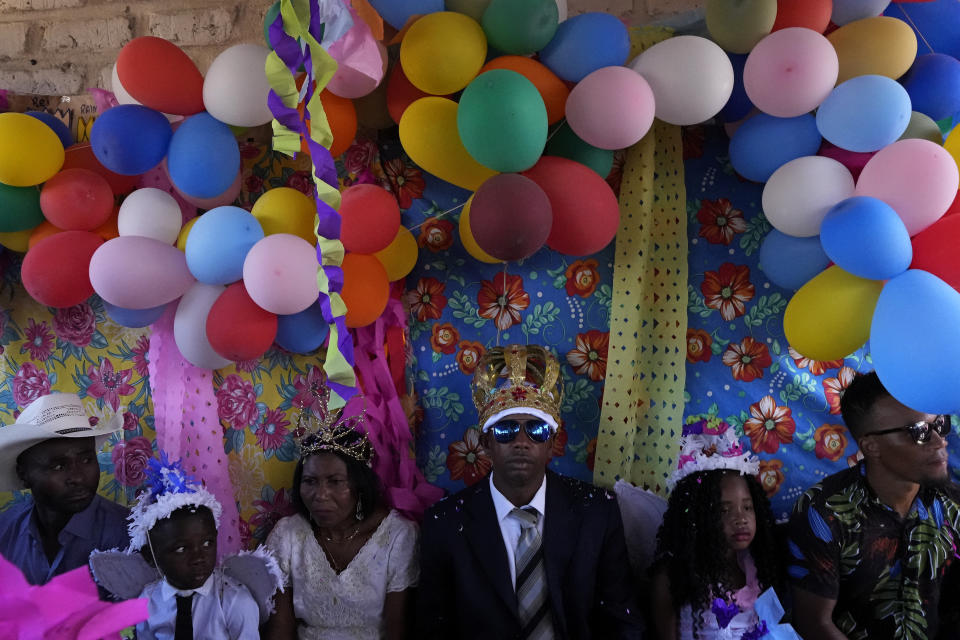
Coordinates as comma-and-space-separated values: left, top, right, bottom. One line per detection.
266, 0, 358, 408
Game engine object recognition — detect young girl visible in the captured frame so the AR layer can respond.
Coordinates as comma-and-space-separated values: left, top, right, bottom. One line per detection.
650, 421, 784, 640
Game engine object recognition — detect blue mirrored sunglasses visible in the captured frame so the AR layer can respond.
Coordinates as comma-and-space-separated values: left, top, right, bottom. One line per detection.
490, 419, 553, 444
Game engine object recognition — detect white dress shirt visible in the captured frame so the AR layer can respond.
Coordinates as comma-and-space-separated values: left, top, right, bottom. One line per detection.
489, 473, 547, 588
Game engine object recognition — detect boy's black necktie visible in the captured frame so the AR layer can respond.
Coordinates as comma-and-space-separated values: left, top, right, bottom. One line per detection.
175, 593, 194, 640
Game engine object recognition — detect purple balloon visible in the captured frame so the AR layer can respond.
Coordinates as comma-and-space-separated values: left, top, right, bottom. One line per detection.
469, 174, 552, 261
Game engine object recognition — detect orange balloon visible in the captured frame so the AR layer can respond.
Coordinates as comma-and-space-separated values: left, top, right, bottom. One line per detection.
28, 220, 63, 250
341, 253, 389, 328
93, 207, 120, 242
480, 56, 570, 125
62, 143, 138, 195
387, 62, 451, 125
320, 89, 359, 158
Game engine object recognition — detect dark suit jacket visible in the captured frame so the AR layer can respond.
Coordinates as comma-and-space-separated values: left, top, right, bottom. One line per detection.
416, 470, 644, 639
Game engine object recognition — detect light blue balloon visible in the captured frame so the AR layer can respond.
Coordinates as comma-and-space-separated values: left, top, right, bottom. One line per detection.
538, 12, 630, 83
369, 0, 443, 30
185, 206, 264, 285
871, 269, 960, 413
167, 112, 240, 199
729, 113, 821, 183
820, 196, 912, 281
103, 300, 167, 328
831, 0, 891, 25
759, 230, 831, 291
276, 301, 329, 353
816, 75, 912, 152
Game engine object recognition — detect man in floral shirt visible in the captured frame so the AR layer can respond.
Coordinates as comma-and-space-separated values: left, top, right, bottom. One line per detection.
788, 371, 960, 639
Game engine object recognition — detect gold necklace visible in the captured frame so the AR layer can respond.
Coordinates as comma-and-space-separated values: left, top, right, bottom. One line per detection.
319, 537, 343, 573
322, 525, 361, 543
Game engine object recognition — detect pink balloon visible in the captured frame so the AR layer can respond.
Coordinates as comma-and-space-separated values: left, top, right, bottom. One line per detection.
744, 28, 838, 118
819, 141, 874, 181
469, 174, 552, 261
242, 233, 319, 314
137, 164, 197, 223
565, 66, 655, 150
855, 138, 960, 236
90, 235, 196, 309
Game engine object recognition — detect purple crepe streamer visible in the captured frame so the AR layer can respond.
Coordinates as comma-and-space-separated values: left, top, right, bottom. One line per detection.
712, 597, 740, 629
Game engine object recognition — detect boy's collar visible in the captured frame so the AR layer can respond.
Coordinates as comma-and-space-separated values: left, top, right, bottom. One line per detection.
160, 572, 215, 599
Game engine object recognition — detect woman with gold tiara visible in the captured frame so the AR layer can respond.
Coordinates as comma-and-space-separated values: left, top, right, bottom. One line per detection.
263, 382, 419, 640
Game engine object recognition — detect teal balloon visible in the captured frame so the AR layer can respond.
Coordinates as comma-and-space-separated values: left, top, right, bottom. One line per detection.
0, 183, 42, 232
545, 123, 613, 178
482, 0, 559, 55
263, 1, 280, 47
457, 70, 548, 172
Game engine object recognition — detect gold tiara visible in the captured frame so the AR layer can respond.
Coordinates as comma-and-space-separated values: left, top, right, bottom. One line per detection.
294, 378, 373, 466
471, 345, 563, 429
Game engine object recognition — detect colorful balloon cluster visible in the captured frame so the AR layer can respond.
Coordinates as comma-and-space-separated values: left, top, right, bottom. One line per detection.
707, 0, 960, 413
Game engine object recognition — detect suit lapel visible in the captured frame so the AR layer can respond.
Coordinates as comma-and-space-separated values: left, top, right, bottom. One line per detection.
463, 479, 519, 615
543, 471, 579, 637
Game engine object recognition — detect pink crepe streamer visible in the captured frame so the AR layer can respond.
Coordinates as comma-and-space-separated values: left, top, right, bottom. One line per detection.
147, 306, 242, 557
350, 297, 443, 520
326, 5, 385, 96
0, 554, 148, 639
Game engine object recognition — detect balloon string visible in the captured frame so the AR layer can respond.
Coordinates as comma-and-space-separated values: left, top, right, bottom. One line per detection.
405, 201, 466, 233
892, 1, 936, 54
495, 260, 507, 348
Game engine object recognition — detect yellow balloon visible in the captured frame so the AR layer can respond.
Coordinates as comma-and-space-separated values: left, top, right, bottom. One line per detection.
400, 11, 487, 95
176, 217, 199, 252
0, 113, 65, 187
828, 17, 917, 84
0, 227, 34, 252
399, 97, 497, 191
945, 126, 960, 170
251, 187, 316, 243
783, 266, 883, 361
374, 226, 419, 281
705, 0, 776, 54
459, 197, 500, 264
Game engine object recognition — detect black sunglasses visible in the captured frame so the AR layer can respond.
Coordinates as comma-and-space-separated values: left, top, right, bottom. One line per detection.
490, 419, 553, 444
866, 415, 950, 445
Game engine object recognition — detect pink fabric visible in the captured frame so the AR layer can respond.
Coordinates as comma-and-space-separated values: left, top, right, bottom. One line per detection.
732, 550, 761, 611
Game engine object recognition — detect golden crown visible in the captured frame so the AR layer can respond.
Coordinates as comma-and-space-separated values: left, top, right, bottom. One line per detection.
471, 344, 563, 430
294, 378, 373, 466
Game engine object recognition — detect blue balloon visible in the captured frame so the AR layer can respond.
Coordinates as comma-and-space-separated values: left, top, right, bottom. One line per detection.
538, 12, 630, 83
820, 196, 912, 280
871, 269, 960, 413
885, 0, 960, 61
729, 113, 821, 183
25, 111, 73, 148
759, 230, 830, 291
90, 105, 172, 175
900, 53, 960, 122
831, 0, 891, 25
368, 0, 443, 30
103, 300, 167, 328
720, 53, 753, 123
276, 301, 329, 353
185, 205, 264, 284
167, 112, 240, 199
816, 75, 912, 152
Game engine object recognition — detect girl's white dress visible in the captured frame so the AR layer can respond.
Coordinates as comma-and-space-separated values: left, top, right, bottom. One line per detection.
677, 550, 761, 640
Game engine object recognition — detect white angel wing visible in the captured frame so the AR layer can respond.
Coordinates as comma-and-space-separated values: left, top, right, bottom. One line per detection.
88, 549, 160, 600
221, 546, 285, 622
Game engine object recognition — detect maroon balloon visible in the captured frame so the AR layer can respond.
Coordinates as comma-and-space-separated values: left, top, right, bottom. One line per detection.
818, 141, 874, 181
469, 173, 552, 261
206, 282, 278, 361
911, 215, 960, 291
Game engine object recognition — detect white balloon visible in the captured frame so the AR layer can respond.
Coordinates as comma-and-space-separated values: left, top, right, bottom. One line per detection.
174, 282, 233, 370
762, 156, 856, 237
202, 44, 273, 127
117, 188, 183, 244
630, 35, 734, 126
555, 0, 567, 22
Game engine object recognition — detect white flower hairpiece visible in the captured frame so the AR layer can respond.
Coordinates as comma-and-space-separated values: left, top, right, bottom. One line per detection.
667, 418, 760, 491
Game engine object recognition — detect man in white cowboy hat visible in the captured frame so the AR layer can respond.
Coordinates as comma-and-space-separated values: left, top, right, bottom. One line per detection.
0, 392, 129, 585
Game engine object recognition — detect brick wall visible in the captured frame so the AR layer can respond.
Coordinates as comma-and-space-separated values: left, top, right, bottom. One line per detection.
0, 0, 703, 96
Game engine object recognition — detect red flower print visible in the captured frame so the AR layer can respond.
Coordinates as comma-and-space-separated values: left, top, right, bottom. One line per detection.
344, 138, 378, 175
702, 263, 755, 321
256, 408, 290, 452
789, 347, 843, 376
567, 330, 610, 382
606, 150, 625, 196
244, 174, 263, 194
586, 437, 597, 471
111, 436, 153, 487
53, 303, 96, 347
87, 358, 135, 411
744, 395, 796, 454
235, 358, 259, 373
697, 198, 748, 245
217, 373, 260, 430
20, 318, 54, 361
477, 273, 530, 330
683, 125, 705, 160
123, 411, 139, 431
565, 259, 600, 298
756, 459, 785, 497
286, 170, 314, 195
722, 337, 772, 382
131, 335, 150, 378
250, 488, 296, 535
418, 217, 454, 252
456, 341, 485, 375
239, 143, 261, 160
823, 366, 856, 415
13, 362, 51, 407
686, 328, 712, 364
813, 423, 848, 462
430, 323, 460, 355
405, 277, 447, 322
383, 157, 425, 209
292, 366, 325, 415
551, 424, 567, 458
446, 428, 492, 486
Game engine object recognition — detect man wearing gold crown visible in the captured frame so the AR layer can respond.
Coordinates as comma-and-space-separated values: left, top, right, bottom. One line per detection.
417, 344, 643, 639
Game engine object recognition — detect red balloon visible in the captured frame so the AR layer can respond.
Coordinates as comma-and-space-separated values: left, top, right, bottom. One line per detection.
911, 215, 960, 290
341, 253, 389, 328
40, 168, 114, 231
521, 156, 620, 256
116, 36, 205, 116
206, 282, 278, 361
62, 143, 138, 195
944, 189, 960, 217
772, 0, 832, 33
340, 184, 401, 254
469, 173, 552, 261
22, 231, 103, 307
386, 63, 451, 124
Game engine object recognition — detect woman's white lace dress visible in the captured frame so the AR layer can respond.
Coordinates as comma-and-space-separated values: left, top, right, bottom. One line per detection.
266, 510, 419, 640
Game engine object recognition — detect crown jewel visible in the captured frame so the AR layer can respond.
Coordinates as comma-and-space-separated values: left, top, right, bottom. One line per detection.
472, 345, 563, 431
294, 373, 373, 466
667, 418, 760, 490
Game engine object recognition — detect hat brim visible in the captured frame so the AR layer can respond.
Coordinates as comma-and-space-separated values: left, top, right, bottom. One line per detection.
0, 412, 124, 492
480, 407, 559, 433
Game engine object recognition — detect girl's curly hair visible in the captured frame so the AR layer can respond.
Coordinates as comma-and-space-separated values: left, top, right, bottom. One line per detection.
651, 470, 784, 615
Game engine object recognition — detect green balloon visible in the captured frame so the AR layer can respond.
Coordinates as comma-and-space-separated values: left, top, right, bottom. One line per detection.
899, 111, 944, 144
445, 0, 492, 22
937, 116, 955, 138
457, 69, 548, 173
481, 0, 558, 55
263, 1, 281, 48
545, 123, 614, 178
0, 183, 42, 232
705, 0, 777, 54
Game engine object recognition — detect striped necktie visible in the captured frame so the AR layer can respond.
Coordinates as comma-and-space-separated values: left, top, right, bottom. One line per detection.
511, 506, 554, 639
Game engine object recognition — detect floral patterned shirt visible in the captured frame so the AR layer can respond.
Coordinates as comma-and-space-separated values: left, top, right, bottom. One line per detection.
788, 463, 960, 640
